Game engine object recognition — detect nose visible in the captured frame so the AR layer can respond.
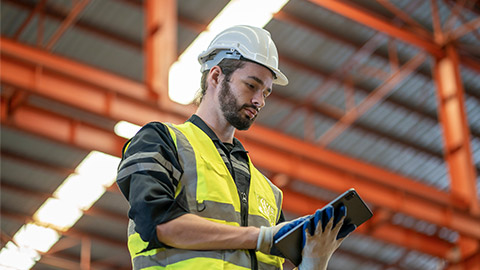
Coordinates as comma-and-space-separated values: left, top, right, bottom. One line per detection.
252, 90, 265, 109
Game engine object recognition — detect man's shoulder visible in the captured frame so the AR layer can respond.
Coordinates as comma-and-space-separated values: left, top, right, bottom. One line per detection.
125, 121, 176, 152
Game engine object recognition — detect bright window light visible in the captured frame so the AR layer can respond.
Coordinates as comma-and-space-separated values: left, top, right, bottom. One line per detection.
1, 149, 121, 269
75, 151, 120, 187
114, 120, 141, 139
33, 198, 83, 231
168, 0, 290, 104
54, 173, 106, 210
0, 241, 39, 270
13, 223, 60, 253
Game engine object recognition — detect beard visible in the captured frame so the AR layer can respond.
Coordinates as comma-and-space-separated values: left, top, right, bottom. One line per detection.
219, 79, 257, 130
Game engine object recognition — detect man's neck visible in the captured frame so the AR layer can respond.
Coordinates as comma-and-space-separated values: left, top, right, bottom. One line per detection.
195, 108, 235, 144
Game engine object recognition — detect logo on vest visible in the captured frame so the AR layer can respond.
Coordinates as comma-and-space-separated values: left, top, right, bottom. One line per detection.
257, 195, 276, 226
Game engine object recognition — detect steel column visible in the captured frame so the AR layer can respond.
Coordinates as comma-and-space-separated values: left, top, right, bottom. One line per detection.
433, 45, 479, 213
145, 0, 177, 104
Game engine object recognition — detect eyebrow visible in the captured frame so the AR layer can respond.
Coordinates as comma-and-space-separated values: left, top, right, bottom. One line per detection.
247, 76, 272, 94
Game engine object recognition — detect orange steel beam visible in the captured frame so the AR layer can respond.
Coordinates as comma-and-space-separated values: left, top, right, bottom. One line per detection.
2, 40, 480, 237
433, 45, 479, 213
0, 38, 193, 123
144, 0, 176, 103
309, 0, 444, 57
0, 100, 126, 157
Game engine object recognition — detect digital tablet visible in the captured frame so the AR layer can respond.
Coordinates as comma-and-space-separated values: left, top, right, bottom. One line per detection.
273, 188, 373, 266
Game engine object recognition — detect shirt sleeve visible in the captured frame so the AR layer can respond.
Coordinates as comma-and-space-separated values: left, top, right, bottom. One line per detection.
116, 122, 189, 248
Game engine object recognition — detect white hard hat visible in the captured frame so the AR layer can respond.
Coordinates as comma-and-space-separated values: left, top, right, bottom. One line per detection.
198, 25, 288, 86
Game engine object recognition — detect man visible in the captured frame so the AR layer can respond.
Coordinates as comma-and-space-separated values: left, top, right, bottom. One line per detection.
116, 25, 354, 270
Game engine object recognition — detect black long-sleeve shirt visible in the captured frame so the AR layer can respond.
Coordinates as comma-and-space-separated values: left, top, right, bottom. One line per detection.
116, 115, 284, 250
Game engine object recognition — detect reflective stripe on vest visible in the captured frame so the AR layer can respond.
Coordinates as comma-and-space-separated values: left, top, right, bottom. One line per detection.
128, 122, 284, 269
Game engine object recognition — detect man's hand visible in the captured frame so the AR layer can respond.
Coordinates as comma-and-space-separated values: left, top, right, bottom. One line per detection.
298, 206, 356, 270
256, 215, 309, 256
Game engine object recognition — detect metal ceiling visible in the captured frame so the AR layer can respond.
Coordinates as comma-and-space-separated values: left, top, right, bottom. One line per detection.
1, 0, 479, 269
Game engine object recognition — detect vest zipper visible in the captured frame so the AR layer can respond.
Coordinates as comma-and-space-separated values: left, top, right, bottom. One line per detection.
240, 191, 258, 270
240, 192, 248, 226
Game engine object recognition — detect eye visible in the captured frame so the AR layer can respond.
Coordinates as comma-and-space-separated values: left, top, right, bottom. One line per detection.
263, 89, 272, 98
246, 83, 255, 89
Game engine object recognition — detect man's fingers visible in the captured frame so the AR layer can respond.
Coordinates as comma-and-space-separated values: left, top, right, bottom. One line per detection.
337, 224, 357, 239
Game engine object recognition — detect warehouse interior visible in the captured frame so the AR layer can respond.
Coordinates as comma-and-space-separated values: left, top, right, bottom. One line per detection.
1, 0, 480, 269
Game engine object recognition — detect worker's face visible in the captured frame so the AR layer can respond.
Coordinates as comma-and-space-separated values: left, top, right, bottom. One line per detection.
219, 62, 273, 130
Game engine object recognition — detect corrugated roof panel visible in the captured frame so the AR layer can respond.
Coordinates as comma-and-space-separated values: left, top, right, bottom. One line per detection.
289, 180, 344, 204
284, 110, 306, 138
329, 128, 375, 159
353, 53, 392, 87
285, 0, 377, 45
327, 121, 449, 189
75, 214, 126, 242
295, 76, 325, 101
313, 81, 342, 107
340, 234, 406, 265
0, 157, 64, 194
47, 0, 73, 10
0, 217, 24, 243
53, 25, 144, 81
1, 2, 29, 36
314, 113, 337, 139
94, 191, 130, 217
0, 188, 44, 219
402, 250, 444, 270
320, 84, 347, 111
178, 23, 198, 55
16, 14, 59, 47
463, 95, 480, 132
0, 127, 87, 170
29, 96, 117, 130
79, 0, 144, 43
276, 64, 324, 100
256, 98, 294, 128
390, 0, 449, 31
390, 73, 437, 114
178, 0, 229, 25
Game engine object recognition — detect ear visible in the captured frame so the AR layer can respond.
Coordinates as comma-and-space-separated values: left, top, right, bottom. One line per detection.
207, 66, 223, 90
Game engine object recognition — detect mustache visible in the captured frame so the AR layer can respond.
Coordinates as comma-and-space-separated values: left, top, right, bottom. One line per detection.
241, 104, 259, 112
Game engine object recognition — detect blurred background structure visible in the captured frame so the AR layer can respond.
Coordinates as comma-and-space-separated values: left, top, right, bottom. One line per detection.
1, 0, 479, 269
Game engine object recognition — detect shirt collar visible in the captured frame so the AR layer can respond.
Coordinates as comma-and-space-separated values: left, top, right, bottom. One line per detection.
187, 114, 248, 154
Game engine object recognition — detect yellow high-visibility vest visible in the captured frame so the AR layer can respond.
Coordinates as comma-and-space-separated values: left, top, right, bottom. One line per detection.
127, 122, 284, 269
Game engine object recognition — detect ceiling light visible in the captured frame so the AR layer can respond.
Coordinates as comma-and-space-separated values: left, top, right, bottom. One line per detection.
0, 241, 39, 269
54, 173, 106, 210
13, 223, 60, 253
114, 120, 141, 139
75, 151, 120, 187
168, 0, 290, 104
33, 198, 83, 231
